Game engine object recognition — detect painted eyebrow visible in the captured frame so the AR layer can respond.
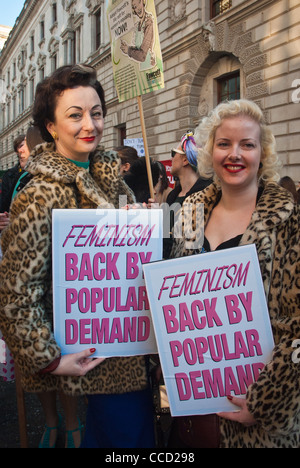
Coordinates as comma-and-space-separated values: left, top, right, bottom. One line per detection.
215, 138, 257, 142
65, 105, 102, 112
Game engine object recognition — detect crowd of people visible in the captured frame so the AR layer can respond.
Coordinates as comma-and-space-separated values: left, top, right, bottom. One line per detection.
0, 64, 299, 449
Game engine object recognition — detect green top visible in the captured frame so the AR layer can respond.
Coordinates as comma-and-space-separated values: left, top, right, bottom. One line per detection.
67, 158, 90, 169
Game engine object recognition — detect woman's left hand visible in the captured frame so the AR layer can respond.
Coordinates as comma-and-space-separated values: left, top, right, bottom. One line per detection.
51, 348, 105, 377
218, 396, 257, 427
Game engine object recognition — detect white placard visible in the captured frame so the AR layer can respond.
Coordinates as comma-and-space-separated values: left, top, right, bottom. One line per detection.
53, 209, 163, 357
143, 244, 275, 416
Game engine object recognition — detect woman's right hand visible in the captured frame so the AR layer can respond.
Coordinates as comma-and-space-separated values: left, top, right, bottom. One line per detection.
51, 348, 105, 377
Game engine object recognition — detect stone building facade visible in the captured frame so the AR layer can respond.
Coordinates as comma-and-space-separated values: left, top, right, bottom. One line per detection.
0, 0, 299, 181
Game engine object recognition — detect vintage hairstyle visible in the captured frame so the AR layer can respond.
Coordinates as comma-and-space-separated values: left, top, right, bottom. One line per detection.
194, 99, 281, 183
132, 0, 147, 15
32, 64, 107, 142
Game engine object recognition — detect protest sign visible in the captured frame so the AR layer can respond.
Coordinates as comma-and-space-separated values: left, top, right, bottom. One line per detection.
124, 137, 145, 156
52, 208, 162, 357
106, 0, 165, 198
143, 244, 274, 416
161, 159, 175, 189
106, 0, 164, 103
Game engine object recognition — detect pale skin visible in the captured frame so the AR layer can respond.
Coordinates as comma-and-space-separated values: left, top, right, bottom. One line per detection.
46, 86, 106, 375
205, 115, 262, 427
46, 85, 104, 163
36, 86, 106, 447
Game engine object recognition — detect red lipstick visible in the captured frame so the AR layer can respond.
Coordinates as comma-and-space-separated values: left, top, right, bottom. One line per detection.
81, 137, 96, 142
224, 164, 245, 173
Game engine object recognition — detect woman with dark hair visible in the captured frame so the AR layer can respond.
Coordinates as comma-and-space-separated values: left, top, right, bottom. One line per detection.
115, 145, 139, 175
0, 64, 155, 448
124, 156, 160, 203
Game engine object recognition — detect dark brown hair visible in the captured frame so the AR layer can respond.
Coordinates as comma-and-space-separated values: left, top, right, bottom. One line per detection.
115, 146, 139, 166
13, 134, 25, 153
279, 176, 298, 203
32, 64, 107, 142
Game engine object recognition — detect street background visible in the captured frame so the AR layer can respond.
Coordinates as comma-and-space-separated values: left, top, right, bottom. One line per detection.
0, 377, 87, 448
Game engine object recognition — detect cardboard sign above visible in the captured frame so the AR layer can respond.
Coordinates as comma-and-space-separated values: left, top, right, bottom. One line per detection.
52, 209, 162, 357
143, 244, 275, 416
107, 0, 164, 102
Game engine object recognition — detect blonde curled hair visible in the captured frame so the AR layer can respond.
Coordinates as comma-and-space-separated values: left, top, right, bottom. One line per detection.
194, 99, 281, 184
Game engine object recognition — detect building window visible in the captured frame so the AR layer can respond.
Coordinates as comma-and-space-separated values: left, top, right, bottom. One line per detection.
95, 9, 101, 50
74, 28, 81, 63
6, 102, 11, 126
211, 0, 232, 18
51, 54, 57, 73
40, 20, 45, 41
30, 34, 35, 55
39, 66, 45, 82
217, 72, 240, 103
52, 3, 57, 24
29, 78, 35, 104
19, 87, 25, 114
118, 125, 127, 145
12, 96, 16, 120
12, 62, 16, 80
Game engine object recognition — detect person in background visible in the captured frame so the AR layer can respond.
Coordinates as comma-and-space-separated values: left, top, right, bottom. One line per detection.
0, 64, 155, 449
154, 161, 172, 205
11, 126, 45, 201
124, 156, 160, 203
115, 145, 139, 176
166, 131, 212, 207
170, 99, 299, 448
279, 176, 298, 203
163, 131, 212, 258
0, 134, 31, 232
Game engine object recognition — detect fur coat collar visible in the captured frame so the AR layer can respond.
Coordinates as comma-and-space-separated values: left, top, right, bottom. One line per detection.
26, 142, 135, 209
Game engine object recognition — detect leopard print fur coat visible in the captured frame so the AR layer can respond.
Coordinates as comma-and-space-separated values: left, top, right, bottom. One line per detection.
171, 181, 300, 448
0, 143, 149, 396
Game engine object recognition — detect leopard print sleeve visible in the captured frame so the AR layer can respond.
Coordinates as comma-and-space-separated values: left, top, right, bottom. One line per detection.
0, 182, 61, 375
246, 205, 300, 436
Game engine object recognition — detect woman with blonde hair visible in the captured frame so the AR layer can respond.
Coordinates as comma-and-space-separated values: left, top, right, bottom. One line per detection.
171, 99, 299, 448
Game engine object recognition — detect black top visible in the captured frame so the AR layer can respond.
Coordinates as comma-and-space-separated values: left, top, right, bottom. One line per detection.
202, 186, 264, 253
0, 164, 24, 212
203, 234, 243, 252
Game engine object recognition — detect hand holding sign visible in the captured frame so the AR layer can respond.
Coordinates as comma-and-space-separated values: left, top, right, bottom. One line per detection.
218, 395, 256, 427
52, 208, 162, 358
51, 348, 106, 377
143, 245, 274, 417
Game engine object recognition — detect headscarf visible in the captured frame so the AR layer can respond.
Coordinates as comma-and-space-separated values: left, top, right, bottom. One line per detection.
180, 131, 198, 167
